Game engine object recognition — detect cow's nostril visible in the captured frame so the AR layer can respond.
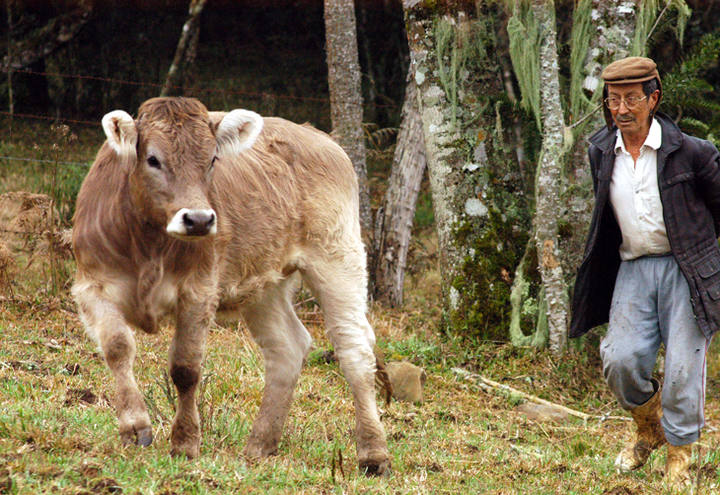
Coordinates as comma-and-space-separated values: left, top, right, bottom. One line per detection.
206, 212, 216, 227
182, 212, 195, 228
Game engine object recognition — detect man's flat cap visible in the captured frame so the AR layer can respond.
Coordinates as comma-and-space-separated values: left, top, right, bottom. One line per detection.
602, 56, 660, 85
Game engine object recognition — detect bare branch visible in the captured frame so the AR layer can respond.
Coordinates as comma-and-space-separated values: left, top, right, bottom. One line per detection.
160, 0, 208, 97
1, 1, 92, 72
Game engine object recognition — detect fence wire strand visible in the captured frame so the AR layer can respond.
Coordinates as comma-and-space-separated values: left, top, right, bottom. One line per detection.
0, 155, 91, 167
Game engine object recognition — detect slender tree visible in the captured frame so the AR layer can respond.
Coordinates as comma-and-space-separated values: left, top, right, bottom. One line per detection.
323, 0, 373, 240
507, 0, 688, 352
530, 0, 568, 354
161, 0, 208, 97
6, 0, 14, 136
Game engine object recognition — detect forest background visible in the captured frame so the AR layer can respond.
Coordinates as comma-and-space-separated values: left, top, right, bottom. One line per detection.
1, 0, 720, 493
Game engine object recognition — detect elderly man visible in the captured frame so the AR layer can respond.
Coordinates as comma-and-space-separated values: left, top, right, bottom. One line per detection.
570, 56, 720, 488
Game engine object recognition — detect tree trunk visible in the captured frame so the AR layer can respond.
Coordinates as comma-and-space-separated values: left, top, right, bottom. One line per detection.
357, 3, 378, 124
373, 70, 426, 307
1, 0, 92, 72
532, 0, 568, 354
183, 19, 201, 91
405, 1, 531, 339
561, 0, 638, 298
160, 0, 208, 97
323, 0, 373, 243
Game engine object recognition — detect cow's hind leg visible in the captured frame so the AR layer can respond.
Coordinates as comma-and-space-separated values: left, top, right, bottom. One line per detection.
241, 276, 312, 459
302, 250, 390, 476
75, 292, 152, 447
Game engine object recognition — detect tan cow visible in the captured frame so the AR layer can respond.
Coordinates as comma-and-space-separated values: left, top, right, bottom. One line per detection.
72, 97, 389, 474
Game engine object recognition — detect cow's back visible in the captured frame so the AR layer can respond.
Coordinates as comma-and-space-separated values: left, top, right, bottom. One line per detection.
213, 117, 360, 306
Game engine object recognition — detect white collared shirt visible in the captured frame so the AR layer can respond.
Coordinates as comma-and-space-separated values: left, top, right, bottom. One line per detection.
609, 118, 670, 261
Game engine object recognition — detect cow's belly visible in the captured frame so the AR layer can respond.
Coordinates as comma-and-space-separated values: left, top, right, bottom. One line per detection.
217, 270, 284, 309
216, 265, 301, 320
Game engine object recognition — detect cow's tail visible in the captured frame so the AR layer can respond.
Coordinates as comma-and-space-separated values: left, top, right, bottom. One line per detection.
374, 346, 393, 406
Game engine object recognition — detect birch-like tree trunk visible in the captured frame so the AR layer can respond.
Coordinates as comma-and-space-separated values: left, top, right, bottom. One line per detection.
405, 1, 530, 337
324, 0, 373, 240
373, 70, 426, 307
160, 0, 208, 97
405, 9, 460, 287
532, 0, 568, 354
580, 1, 636, 98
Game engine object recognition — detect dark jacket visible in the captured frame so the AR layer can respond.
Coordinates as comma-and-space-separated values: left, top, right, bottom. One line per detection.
570, 113, 720, 339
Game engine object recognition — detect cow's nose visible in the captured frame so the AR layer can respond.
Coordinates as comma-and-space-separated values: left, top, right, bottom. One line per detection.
182, 210, 216, 236
167, 208, 217, 238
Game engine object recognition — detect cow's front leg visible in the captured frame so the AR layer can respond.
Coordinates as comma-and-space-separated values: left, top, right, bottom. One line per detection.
169, 293, 212, 459
76, 291, 152, 447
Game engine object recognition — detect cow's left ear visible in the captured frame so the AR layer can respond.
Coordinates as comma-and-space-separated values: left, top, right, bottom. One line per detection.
101, 110, 137, 157
215, 109, 263, 156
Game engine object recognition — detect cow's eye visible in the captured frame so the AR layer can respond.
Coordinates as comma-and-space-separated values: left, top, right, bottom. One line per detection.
147, 156, 161, 169
210, 156, 217, 170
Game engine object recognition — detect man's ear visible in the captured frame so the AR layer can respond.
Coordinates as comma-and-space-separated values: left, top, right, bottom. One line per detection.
215, 109, 263, 156
650, 89, 661, 112
101, 110, 138, 158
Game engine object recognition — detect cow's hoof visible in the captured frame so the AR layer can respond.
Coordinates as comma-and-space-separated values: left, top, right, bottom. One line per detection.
136, 426, 153, 447
359, 457, 391, 477
120, 425, 153, 447
170, 442, 200, 459
242, 439, 278, 459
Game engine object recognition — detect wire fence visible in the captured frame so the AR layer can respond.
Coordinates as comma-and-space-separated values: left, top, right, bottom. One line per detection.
0, 110, 99, 127
0, 155, 90, 167
10, 67, 337, 104
1, 65, 395, 168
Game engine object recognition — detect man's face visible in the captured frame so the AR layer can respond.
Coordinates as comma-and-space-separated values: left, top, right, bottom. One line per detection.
606, 83, 659, 138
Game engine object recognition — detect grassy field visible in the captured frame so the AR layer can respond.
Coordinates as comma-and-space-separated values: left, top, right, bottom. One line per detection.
2, 121, 720, 494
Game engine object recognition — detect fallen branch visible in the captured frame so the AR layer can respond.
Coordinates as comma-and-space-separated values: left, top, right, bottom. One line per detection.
452, 367, 630, 422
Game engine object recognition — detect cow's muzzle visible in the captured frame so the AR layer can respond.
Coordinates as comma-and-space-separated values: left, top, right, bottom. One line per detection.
166, 208, 217, 238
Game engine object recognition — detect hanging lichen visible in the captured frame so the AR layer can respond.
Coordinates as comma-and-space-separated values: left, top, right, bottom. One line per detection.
506, 0, 541, 130
433, 14, 484, 127
631, 0, 691, 56
509, 242, 547, 347
568, 0, 594, 121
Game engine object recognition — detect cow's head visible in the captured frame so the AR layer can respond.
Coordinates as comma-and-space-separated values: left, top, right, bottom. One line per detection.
101, 97, 262, 240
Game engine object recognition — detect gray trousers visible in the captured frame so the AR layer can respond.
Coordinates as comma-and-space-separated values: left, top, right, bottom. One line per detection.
599, 255, 711, 446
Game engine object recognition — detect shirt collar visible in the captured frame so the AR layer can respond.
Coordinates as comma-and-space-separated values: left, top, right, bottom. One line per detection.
614, 118, 662, 155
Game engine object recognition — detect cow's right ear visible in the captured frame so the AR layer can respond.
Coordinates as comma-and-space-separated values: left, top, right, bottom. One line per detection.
101, 110, 138, 157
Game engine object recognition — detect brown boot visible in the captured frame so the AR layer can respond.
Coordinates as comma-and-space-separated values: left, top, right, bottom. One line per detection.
614, 379, 666, 472
665, 444, 693, 490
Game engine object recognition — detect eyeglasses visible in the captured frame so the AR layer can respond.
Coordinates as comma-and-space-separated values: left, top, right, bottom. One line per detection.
604, 95, 648, 110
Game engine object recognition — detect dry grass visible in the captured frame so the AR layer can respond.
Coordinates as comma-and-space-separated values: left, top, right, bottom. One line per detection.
2, 268, 720, 494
